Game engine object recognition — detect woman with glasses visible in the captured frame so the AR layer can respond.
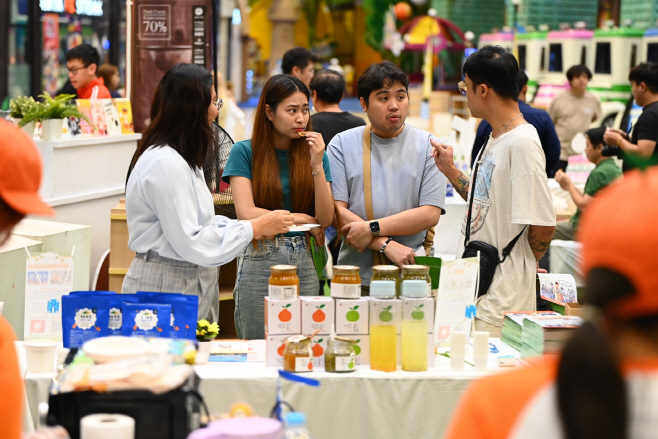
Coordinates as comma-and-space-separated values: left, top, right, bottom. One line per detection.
223, 74, 338, 339
123, 64, 293, 321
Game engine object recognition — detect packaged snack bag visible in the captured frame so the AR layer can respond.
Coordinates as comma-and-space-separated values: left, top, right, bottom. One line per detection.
121, 303, 171, 338
107, 294, 141, 336
135, 293, 187, 339
61, 295, 110, 348
136, 292, 199, 340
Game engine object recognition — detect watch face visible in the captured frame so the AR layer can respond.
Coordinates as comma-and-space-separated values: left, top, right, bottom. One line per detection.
370, 221, 380, 233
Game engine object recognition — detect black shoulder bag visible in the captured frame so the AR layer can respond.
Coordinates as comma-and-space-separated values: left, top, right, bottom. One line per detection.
462, 141, 527, 298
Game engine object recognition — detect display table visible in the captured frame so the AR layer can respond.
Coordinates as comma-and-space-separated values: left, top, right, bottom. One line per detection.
19, 339, 519, 438
196, 339, 519, 439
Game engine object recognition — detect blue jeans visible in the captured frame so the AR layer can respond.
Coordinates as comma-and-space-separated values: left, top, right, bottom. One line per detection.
234, 236, 319, 339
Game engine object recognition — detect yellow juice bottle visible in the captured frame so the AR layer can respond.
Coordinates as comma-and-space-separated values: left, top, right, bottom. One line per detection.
370, 324, 397, 372
401, 320, 428, 371
401, 280, 429, 372
369, 281, 398, 372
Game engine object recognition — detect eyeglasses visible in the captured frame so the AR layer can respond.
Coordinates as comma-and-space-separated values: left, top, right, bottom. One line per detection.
213, 99, 223, 110
458, 81, 471, 95
67, 65, 89, 75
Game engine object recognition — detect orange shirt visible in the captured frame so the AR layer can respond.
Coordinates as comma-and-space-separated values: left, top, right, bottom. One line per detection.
0, 317, 23, 439
76, 77, 112, 100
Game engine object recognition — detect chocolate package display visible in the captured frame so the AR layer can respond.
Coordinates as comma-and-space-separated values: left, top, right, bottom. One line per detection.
121, 303, 172, 338
136, 292, 199, 340
134, 293, 189, 339
61, 295, 110, 348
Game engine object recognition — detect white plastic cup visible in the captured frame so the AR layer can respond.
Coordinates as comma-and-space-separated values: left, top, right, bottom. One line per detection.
24, 340, 58, 373
450, 331, 467, 371
474, 354, 489, 370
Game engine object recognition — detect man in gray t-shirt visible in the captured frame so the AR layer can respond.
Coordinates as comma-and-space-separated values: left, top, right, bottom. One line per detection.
328, 61, 447, 286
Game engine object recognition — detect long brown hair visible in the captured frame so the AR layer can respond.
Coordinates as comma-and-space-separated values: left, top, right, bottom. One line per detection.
128, 64, 216, 176
251, 75, 315, 215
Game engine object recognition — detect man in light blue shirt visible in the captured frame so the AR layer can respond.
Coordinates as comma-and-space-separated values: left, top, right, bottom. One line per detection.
328, 61, 447, 288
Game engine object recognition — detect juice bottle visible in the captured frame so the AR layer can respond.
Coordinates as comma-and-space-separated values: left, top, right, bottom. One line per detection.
369, 280, 398, 372
401, 280, 429, 372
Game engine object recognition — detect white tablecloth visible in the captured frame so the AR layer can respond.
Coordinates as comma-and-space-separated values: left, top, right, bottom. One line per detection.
195, 339, 519, 439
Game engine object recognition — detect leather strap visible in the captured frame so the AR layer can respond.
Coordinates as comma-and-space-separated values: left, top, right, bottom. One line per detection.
363, 125, 375, 222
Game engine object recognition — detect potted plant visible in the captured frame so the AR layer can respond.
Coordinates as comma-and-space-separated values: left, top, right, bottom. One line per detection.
196, 319, 219, 364
21, 93, 90, 141
9, 96, 39, 137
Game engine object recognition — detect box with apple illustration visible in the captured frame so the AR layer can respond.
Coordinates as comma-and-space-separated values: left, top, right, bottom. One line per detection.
301, 296, 334, 335
335, 298, 369, 334
265, 297, 301, 335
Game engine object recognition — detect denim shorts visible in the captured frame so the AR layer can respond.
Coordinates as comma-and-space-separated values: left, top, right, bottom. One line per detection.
234, 236, 319, 339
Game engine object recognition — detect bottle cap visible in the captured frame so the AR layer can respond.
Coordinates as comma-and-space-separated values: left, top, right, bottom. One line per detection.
402, 280, 428, 297
285, 412, 306, 426
370, 280, 396, 298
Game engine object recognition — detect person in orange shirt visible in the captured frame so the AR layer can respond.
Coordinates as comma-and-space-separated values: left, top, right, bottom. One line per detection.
446, 168, 658, 439
0, 121, 56, 438
66, 44, 111, 100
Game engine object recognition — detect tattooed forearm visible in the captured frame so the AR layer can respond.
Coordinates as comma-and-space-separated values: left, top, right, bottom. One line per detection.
450, 171, 471, 202
528, 225, 555, 261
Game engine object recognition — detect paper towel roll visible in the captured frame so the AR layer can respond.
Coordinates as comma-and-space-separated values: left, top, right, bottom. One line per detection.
81, 414, 135, 439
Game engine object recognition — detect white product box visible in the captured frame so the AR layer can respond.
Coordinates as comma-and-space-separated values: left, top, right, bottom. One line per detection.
396, 333, 435, 368
335, 298, 369, 334
336, 334, 369, 366
311, 335, 329, 369
265, 333, 290, 368
301, 296, 335, 335
264, 297, 301, 335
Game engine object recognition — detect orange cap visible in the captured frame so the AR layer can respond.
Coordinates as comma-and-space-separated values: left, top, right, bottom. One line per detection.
0, 121, 55, 216
579, 167, 658, 319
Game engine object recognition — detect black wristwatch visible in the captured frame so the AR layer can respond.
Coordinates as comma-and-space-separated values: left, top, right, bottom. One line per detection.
369, 220, 380, 236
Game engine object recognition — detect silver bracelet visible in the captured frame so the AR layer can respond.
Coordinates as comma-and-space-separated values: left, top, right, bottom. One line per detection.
311, 167, 323, 176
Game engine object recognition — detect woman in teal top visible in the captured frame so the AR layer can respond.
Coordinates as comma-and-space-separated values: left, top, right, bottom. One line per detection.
223, 74, 336, 339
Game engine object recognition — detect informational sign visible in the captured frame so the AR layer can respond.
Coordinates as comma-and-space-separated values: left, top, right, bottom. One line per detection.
39, 0, 104, 17
192, 6, 207, 67
24, 252, 74, 341
434, 257, 479, 347
138, 5, 172, 40
131, 0, 213, 133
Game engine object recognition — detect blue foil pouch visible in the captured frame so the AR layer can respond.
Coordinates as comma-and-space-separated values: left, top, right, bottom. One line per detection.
135, 293, 187, 339
107, 294, 141, 336
61, 295, 110, 348
137, 292, 199, 340
121, 303, 171, 338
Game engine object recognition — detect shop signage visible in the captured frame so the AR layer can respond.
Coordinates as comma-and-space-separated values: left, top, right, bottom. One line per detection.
39, 0, 104, 17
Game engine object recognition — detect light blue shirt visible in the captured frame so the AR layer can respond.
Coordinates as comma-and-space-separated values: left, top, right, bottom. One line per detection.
126, 145, 253, 267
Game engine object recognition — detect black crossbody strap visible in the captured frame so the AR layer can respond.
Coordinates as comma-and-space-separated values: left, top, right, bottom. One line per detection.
499, 225, 528, 263
464, 140, 486, 247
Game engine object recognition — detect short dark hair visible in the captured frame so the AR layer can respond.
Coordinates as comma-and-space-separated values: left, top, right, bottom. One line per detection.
629, 62, 658, 94
357, 61, 409, 105
309, 70, 345, 104
66, 44, 101, 70
566, 65, 592, 82
585, 127, 606, 148
517, 69, 529, 92
281, 48, 315, 75
463, 46, 519, 101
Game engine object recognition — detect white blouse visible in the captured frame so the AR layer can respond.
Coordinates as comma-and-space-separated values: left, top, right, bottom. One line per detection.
126, 145, 253, 267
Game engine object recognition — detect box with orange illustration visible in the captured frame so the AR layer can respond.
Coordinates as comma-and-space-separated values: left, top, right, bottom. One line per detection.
265, 297, 301, 335
265, 332, 290, 367
310, 335, 328, 369
301, 296, 334, 335
336, 334, 369, 366
335, 298, 369, 335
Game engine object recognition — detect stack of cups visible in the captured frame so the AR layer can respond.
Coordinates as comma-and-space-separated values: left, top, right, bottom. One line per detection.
449, 331, 467, 371
472, 331, 489, 370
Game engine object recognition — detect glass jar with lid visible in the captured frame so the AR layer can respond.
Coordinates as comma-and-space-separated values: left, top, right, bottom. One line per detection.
372, 265, 400, 297
402, 265, 431, 296
269, 265, 299, 299
324, 336, 356, 373
283, 335, 313, 373
331, 265, 361, 299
